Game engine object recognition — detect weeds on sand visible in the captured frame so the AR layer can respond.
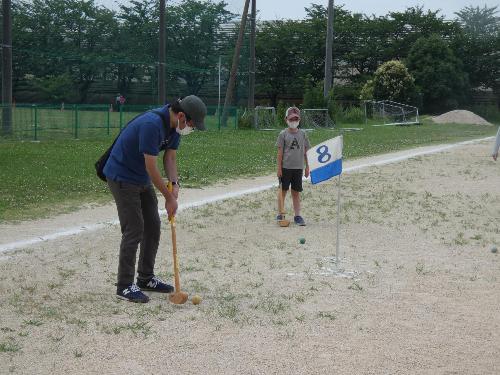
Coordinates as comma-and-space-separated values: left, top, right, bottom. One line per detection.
0, 338, 21, 353
317, 312, 336, 321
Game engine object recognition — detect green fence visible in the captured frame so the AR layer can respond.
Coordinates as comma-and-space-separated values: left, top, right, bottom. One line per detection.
0, 103, 240, 141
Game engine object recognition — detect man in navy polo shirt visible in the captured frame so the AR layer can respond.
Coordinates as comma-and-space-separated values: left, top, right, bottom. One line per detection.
104, 95, 207, 303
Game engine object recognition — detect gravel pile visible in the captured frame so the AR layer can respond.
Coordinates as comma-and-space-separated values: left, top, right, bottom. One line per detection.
431, 110, 492, 125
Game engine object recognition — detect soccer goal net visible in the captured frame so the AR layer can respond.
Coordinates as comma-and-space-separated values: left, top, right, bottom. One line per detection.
364, 100, 419, 126
301, 108, 335, 129
254, 106, 277, 130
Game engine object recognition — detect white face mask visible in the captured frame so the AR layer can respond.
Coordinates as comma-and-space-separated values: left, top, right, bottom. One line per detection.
176, 118, 194, 136
287, 120, 299, 129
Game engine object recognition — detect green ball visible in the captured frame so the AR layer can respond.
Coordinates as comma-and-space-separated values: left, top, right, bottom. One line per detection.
299, 237, 306, 244
491, 246, 498, 253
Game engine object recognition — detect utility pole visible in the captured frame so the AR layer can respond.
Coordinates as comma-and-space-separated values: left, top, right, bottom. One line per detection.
158, 0, 166, 105
2, 0, 13, 135
247, 0, 256, 111
221, 0, 250, 127
323, 0, 334, 99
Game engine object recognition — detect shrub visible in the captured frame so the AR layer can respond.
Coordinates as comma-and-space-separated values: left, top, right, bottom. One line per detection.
303, 78, 327, 109
276, 101, 288, 123
237, 109, 254, 129
360, 79, 375, 101
468, 104, 500, 123
360, 60, 417, 104
340, 106, 364, 124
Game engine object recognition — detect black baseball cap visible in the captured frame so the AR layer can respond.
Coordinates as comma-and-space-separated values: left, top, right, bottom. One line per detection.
179, 95, 207, 130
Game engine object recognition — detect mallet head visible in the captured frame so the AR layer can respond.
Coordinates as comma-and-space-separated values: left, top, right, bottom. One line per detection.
278, 219, 290, 227
169, 291, 189, 304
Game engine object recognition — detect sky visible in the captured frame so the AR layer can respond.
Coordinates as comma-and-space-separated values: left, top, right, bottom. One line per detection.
97, 0, 499, 20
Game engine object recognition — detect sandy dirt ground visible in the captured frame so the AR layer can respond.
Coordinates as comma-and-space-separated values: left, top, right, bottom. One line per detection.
1, 140, 499, 374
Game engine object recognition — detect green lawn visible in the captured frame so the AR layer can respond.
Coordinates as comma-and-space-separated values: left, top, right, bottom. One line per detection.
0, 121, 497, 221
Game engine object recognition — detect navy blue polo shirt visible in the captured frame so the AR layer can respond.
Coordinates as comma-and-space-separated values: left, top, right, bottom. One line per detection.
103, 106, 180, 185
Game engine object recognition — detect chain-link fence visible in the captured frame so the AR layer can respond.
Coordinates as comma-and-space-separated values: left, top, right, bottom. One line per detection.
0, 103, 240, 141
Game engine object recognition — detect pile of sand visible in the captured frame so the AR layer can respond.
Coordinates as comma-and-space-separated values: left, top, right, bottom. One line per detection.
431, 110, 492, 125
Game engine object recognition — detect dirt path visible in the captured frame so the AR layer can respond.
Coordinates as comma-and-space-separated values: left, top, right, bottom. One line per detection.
0, 139, 490, 249
1, 140, 499, 374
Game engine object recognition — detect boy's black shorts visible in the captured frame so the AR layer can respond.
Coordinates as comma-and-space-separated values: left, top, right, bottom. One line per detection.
281, 168, 303, 192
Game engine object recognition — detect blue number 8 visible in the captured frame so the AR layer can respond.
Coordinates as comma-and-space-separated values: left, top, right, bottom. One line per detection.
316, 145, 332, 163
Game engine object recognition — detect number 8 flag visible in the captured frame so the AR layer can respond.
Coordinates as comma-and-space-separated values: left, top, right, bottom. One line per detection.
306, 135, 343, 185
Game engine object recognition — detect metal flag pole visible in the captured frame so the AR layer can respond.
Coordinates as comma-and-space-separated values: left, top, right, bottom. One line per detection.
336, 172, 341, 264
335, 130, 344, 265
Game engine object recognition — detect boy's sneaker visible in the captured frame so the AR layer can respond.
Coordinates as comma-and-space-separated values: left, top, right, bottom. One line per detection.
276, 214, 284, 220
116, 283, 150, 303
294, 216, 306, 226
137, 275, 174, 294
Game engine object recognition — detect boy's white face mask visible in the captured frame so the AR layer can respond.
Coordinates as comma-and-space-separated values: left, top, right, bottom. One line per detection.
287, 120, 300, 129
176, 118, 194, 135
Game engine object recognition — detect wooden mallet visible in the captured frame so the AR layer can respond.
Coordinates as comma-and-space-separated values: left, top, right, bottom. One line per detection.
167, 182, 188, 305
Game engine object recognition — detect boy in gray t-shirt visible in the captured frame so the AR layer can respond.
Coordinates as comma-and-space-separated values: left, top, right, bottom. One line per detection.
276, 106, 311, 226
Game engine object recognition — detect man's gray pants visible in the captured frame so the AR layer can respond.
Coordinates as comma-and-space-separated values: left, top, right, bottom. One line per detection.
107, 179, 161, 289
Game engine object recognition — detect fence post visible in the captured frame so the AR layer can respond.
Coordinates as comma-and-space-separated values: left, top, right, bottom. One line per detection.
364, 101, 367, 125
218, 107, 221, 131
74, 105, 79, 139
33, 105, 38, 141
107, 106, 110, 136
119, 105, 123, 130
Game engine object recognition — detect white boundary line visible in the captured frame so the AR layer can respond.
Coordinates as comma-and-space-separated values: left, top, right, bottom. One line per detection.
0, 137, 493, 254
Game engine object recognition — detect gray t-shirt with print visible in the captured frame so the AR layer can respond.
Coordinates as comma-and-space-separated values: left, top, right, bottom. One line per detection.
276, 129, 311, 169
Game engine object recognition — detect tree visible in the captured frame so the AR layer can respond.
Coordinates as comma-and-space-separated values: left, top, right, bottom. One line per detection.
116, 0, 158, 97
12, 0, 118, 102
455, 5, 499, 35
255, 20, 305, 106
361, 60, 417, 104
451, 5, 499, 92
165, 0, 234, 96
406, 34, 469, 113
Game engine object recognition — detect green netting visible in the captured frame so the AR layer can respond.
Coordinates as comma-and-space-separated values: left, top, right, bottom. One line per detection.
0, 103, 240, 141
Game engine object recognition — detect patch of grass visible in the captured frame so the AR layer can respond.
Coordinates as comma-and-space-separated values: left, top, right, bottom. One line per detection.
186, 279, 210, 293
348, 282, 363, 291
453, 232, 468, 245
295, 314, 306, 322
103, 321, 153, 338
65, 318, 88, 329
262, 298, 289, 315
216, 302, 239, 321
48, 281, 64, 290
57, 267, 76, 280
0, 339, 21, 353
1, 122, 496, 221
416, 262, 430, 275
317, 311, 336, 320
23, 319, 43, 327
